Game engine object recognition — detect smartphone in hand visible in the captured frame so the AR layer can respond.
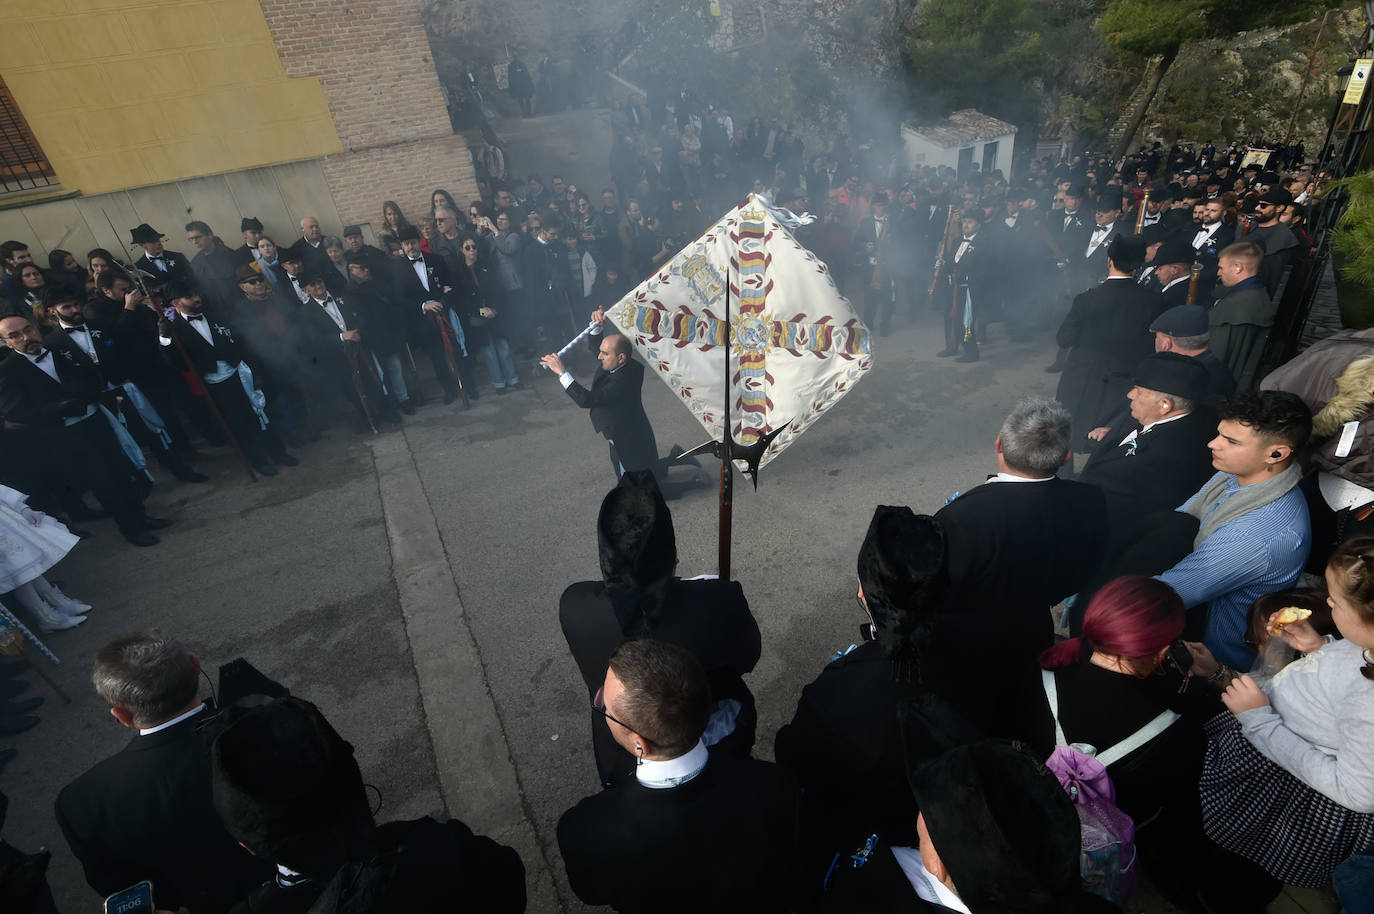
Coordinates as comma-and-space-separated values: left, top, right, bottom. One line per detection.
105, 880, 154, 914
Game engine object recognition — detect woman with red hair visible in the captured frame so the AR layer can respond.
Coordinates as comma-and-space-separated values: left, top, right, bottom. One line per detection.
1035, 576, 1216, 825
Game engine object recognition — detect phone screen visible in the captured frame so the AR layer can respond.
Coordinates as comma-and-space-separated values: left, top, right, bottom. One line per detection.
104, 880, 154, 914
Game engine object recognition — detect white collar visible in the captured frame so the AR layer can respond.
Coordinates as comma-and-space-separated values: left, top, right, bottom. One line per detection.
990, 472, 1054, 483
636, 739, 709, 789
890, 846, 972, 913
1141, 411, 1190, 434
1105, 274, 1133, 280
23, 349, 52, 363
1161, 275, 1189, 292
139, 702, 206, 736
59, 321, 87, 332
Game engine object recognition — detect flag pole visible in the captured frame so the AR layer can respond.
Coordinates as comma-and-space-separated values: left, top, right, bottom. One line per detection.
718, 271, 733, 579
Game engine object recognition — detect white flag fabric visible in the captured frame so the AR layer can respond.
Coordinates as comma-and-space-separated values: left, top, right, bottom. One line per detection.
608, 194, 873, 470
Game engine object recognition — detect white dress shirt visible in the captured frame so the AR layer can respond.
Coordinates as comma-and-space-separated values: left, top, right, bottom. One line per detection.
1192, 223, 1221, 250
59, 322, 98, 362
411, 258, 430, 292
1085, 222, 1116, 258
138, 702, 206, 736
636, 739, 709, 789
316, 296, 347, 332
23, 348, 59, 382
1116, 410, 1189, 448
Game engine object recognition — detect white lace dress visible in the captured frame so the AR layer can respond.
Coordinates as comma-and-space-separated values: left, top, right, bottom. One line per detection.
0, 485, 79, 592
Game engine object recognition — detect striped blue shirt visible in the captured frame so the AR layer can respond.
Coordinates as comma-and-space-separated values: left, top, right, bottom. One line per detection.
1158, 472, 1311, 669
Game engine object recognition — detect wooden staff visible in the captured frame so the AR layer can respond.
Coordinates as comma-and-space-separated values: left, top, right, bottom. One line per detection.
718, 279, 734, 579
1134, 189, 1151, 233
429, 312, 471, 409
345, 344, 379, 433
1185, 262, 1204, 306
926, 205, 957, 302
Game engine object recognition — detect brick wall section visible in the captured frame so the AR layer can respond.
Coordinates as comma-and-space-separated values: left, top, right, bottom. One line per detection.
320, 135, 476, 231
257, 0, 477, 226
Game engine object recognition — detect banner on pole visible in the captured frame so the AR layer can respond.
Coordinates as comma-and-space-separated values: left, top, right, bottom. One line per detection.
608, 194, 873, 471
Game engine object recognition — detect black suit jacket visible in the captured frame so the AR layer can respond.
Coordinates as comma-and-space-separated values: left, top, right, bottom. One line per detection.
1080, 409, 1218, 520
390, 254, 451, 310
0, 344, 104, 426
81, 298, 169, 386
557, 755, 799, 913
288, 237, 333, 278
933, 478, 1108, 739
135, 249, 195, 288
1075, 221, 1122, 291
1056, 278, 1163, 440
164, 311, 254, 377
564, 345, 659, 471
54, 707, 270, 913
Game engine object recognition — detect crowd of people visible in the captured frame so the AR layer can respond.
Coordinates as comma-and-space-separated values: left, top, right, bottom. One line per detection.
0, 79, 1366, 913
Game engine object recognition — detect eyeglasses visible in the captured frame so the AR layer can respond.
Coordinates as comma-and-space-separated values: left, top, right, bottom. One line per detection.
592, 686, 633, 731
461, 244, 477, 251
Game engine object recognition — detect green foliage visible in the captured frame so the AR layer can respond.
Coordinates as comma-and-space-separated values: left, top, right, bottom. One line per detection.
1100, 0, 1207, 57
1330, 172, 1374, 288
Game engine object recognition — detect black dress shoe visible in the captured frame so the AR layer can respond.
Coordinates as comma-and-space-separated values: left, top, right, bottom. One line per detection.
936, 348, 959, 358
171, 468, 210, 483
0, 714, 39, 735
254, 463, 279, 477
398, 399, 416, 416
140, 516, 173, 530
275, 454, 299, 467
68, 525, 94, 539
0, 696, 42, 715
124, 530, 160, 547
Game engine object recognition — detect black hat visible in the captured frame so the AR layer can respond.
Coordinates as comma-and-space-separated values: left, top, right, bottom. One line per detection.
1153, 238, 1195, 266
1150, 304, 1209, 338
1106, 233, 1146, 270
1141, 224, 1168, 246
240, 216, 263, 232
1257, 170, 1281, 185
870, 192, 889, 207
297, 271, 326, 287
1180, 186, 1204, 201
1205, 174, 1223, 187
597, 471, 676, 630
961, 208, 984, 224
1259, 186, 1294, 205
234, 264, 262, 283
1064, 182, 1087, 198
129, 223, 164, 244
1093, 187, 1123, 212
396, 225, 422, 242
344, 250, 372, 266
1165, 184, 1186, 202
211, 697, 376, 879
343, 224, 363, 237
910, 740, 1084, 914
276, 247, 303, 264
856, 506, 945, 662
1242, 162, 1262, 173
162, 280, 198, 301
1133, 351, 1207, 401
40, 285, 79, 307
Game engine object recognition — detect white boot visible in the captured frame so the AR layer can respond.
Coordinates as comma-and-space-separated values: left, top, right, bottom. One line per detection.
13, 582, 84, 633
32, 576, 91, 615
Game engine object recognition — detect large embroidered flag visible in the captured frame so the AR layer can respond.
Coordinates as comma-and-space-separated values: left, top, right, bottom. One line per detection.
609, 194, 872, 471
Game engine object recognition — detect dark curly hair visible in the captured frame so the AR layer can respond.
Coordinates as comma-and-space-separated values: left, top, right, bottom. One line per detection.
1217, 389, 1312, 452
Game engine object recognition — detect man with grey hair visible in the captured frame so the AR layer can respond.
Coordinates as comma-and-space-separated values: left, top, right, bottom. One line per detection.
931, 396, 1108, 740
55, 632, 267, 912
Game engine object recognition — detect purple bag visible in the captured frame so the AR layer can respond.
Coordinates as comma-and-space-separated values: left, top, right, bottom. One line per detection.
1046, 745, 1141, 903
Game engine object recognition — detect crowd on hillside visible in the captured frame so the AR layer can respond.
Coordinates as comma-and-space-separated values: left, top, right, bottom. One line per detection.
0, 81, 1370, 913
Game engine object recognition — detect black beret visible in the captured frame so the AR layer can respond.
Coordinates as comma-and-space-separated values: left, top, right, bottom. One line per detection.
343, 224, 363, 237
1150, 304, 1210, 337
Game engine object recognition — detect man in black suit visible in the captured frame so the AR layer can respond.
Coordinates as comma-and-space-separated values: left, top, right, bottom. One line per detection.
557, 637, 799, 913
1081, 352, 1217, 522
1073, 186, 1125, 293
234, 216, 264, 267
540, 311, 659, 476
853, 192, 894, 336
1152, 237, 1196, 310
932, 397, 1107, 740
130, 223, 194, 287
392, 225, 463, 405
345, 251, 414, 414
159, 285, 298, 476
1190, 197, 1235, 303
1056, 234, 1162, 444
1150, 304, 1236, 406
297, 272, 398, 429
1044, 183, 1094, 372
289, 215, 333, 278
44, 286, 207, 484
561, 471, 761, 787
342, 224, 388, 274
55, 632, 269, 913
936, 210, 994, 363
0, 313, 168, 546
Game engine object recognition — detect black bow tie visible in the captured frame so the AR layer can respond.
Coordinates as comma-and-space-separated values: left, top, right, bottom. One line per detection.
409, 258, 422, 263
186, 313, 206, 322
32, 349, 50, 361
60, 325, 82, 333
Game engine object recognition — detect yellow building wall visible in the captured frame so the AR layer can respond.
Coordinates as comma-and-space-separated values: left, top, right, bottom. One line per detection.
0, 0, 343, 196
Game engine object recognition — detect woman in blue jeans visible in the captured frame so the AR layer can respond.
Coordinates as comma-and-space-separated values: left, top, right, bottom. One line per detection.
451, 234, 520, 393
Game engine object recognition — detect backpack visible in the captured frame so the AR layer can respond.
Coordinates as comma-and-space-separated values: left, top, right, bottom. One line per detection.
1041, 669, 1179, 905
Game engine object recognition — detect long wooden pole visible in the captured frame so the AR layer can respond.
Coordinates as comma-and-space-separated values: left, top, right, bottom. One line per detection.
718, 278, 733, 579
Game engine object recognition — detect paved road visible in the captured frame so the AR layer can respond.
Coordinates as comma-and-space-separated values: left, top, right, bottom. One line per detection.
4, 299, 1075, 911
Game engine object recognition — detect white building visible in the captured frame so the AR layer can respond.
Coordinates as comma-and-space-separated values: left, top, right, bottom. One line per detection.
901, 109, 1018, 177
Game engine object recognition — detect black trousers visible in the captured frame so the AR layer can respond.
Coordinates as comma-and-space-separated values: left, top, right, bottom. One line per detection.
62, 413, 146, 533
204, 376, 287, 468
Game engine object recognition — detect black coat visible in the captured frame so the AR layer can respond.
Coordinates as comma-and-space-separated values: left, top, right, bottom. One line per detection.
1056, 278, 1163, 442
1074, 221, 1123, 292
556, 755, 799, 913
164, 310, 259, 377
82, 297, 169, 387
344, 277, 408, 356
1080, 408, 1218, 521
563, 338, 659, 472
135, 249, 195, 288
933, 478, 1108, 740
389, 254, 453, 329
190, 244, 243, 311
288, 237, 333, 279
54, 707, 270, 913
0, 344, 104, 426
773, 639, 913, 876
450, 258, 509, 343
